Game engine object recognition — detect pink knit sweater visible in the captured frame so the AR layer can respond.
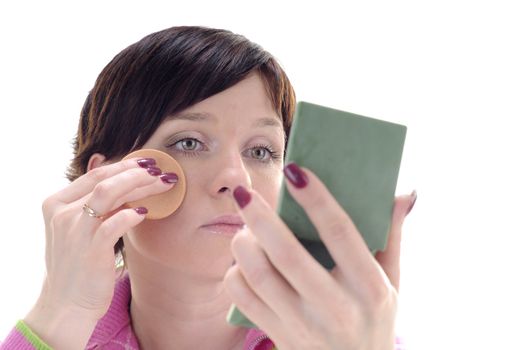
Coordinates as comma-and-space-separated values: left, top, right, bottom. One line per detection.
1, 274, 405, 349
0, 273, 275, 350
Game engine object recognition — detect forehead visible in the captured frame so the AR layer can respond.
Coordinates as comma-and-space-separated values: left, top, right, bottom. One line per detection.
166, 111, 282, 130
167, 73, 282, 127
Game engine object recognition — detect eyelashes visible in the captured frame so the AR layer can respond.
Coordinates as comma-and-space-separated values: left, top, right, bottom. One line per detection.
250, 143, 282, 162
166, 137, 282, 163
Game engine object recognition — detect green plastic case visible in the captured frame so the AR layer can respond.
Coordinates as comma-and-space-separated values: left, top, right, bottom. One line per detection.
227, 101, 407, 328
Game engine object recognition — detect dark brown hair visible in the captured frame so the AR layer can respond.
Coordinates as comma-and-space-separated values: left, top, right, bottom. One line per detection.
66, 26, 296, 264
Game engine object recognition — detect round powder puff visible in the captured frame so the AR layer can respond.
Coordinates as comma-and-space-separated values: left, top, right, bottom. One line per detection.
122, 149, 186, 219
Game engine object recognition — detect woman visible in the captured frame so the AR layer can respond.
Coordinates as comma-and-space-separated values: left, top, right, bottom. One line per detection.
1, 26, 415, 350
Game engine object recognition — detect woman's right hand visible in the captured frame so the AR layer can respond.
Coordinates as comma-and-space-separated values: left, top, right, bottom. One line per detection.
24, 157, 175, 349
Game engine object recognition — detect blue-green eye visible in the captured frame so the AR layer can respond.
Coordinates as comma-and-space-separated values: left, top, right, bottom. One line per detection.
247, 145, 281, 163
251, 147, 270, 160
172, 138, 204, 152
181, 139, 198, 150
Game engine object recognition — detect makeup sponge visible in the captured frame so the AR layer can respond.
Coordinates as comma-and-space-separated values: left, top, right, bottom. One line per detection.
122, 149, 186, 219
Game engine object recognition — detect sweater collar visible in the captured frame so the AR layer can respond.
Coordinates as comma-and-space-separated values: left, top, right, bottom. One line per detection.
86, 272, 138, 349
86, 272, 272, 350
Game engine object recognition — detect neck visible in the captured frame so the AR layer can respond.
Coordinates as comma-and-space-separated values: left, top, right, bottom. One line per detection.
126, 261, 247, 350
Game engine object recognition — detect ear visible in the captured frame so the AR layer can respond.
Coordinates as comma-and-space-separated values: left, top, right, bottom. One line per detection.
87, 153, 107, 172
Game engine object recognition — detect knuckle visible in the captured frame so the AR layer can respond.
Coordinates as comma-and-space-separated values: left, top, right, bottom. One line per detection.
305, 189, 327, 208
325, 218, 351, 241
49, 208, 69, 230
98, 220, 116, 238
123, 209, 141, 225
250, 216, 269, 236
121, 168, 146, 185
121, 167, 139, 178
365, 278, 395, 311
86, 166, 108, 183
99, 211, 126, 235
273, 245, 301, 267
92, 181, 111, 199
230, 230, 251, 253
42, 196, 58, 218
224, 268, 252, 307
246, 264, 272, 289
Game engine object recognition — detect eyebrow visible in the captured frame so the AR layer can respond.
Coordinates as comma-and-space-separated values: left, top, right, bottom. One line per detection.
167, 112, 283, 129
166, 112, 213, 122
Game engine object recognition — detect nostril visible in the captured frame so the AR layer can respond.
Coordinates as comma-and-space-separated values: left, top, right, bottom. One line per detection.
219, 187, 229, 193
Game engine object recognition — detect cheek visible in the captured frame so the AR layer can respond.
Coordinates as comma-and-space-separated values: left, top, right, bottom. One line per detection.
123, 166, 207, 259
252, 168, 283, 210
125, 210, 192, 261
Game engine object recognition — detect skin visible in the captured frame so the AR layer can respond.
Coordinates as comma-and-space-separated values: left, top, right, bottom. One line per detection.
113, 73, 286, 349
23, 73, 416, 350
226, 173, 414, 349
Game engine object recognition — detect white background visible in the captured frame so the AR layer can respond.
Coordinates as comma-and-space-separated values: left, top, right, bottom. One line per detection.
1, 1, 526, 349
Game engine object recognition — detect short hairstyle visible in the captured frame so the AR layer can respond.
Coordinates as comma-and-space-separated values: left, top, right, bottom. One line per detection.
66, 26, 296, 261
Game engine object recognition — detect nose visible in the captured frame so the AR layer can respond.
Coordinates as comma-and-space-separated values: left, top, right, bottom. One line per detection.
208, 150, 252, 197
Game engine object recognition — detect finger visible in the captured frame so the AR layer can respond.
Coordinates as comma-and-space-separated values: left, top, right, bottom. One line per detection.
376, 191, 417, 291
232, 186, 339, 304
78, 167, 171, 228
223, 265, 286, 345
91, 207, 147, 248
282, 163, 379, 283
71, 170, 175, 218
53, 157, 153, 204
87, 167, 176, 214
115, 178, 177, 206
231, 229, 302, 326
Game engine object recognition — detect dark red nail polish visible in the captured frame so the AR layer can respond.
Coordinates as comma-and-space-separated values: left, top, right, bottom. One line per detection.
233, 186, 251, 209
284, 163, 308, 189
137, 158, 156, 168
160, 172, 179, 184
134, 207, 148, 215
146, 166, 162, 176
406, 190, 417, 216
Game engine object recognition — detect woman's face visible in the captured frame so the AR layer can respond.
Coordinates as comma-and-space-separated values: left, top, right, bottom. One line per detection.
124, 73, 286, 278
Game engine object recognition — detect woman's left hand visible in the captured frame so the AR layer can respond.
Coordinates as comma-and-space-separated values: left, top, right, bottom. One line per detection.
224, 163, 416, 350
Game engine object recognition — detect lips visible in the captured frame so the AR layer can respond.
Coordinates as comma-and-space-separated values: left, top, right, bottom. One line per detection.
203, 214, 245, 226
201, 214, 245, 235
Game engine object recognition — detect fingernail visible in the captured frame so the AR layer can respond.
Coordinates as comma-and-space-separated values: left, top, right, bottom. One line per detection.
406, 190, 417, 216
134, 207, 148, 215
137, 158, 156, 168
233, 186, 251, 209
146, 166, 162, 176
284, 162, 308, 189
160, 172, 179, 184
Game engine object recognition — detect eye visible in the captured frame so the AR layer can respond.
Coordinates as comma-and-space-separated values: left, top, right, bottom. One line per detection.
246, 144, 281, 163
169, 137, 205, 153
251, 147, 269, 160
180, 138, 199, 151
